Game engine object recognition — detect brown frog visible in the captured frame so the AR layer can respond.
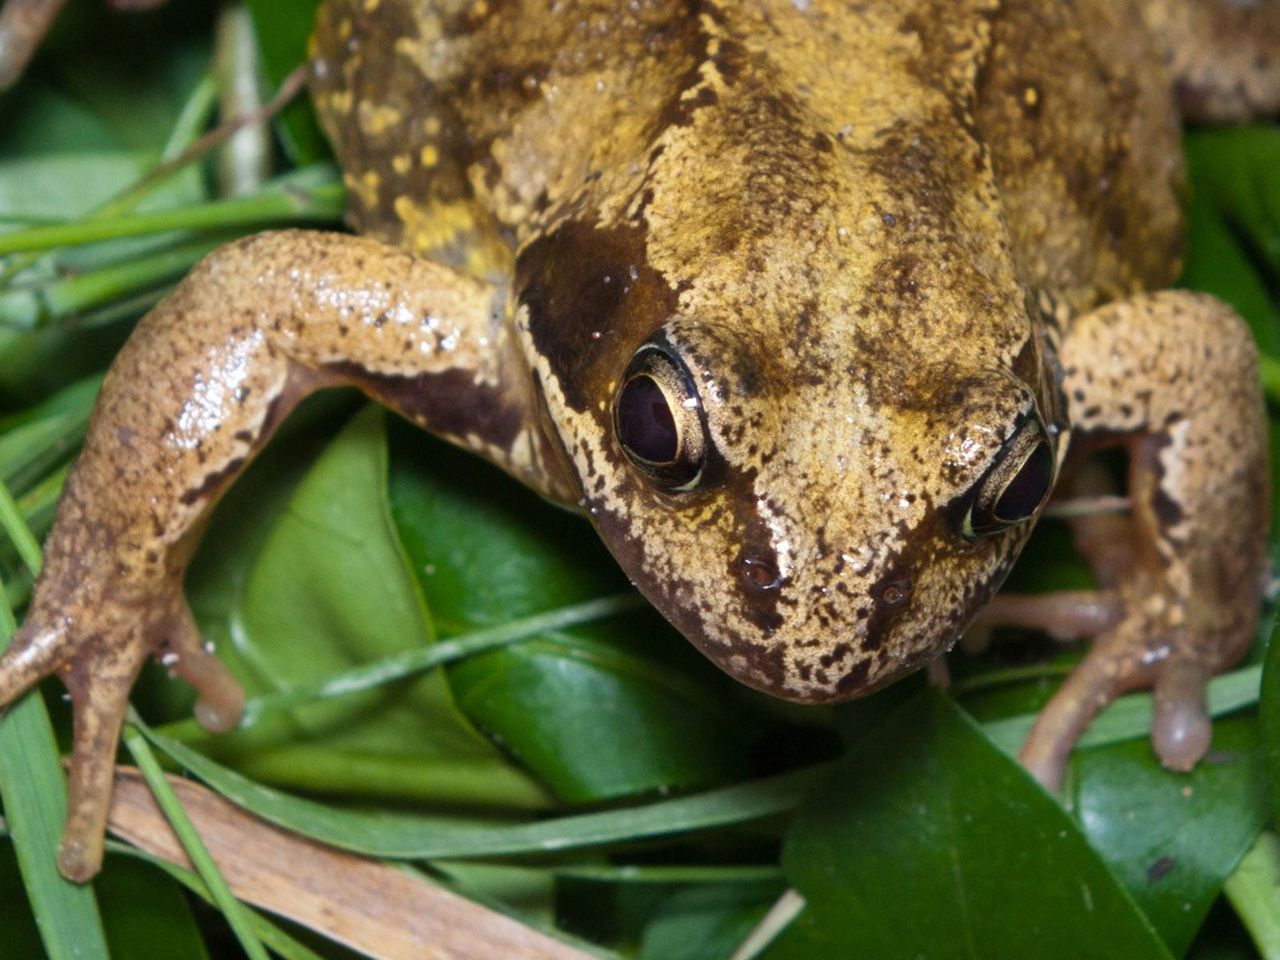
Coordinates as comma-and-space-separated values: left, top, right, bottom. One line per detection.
0, 0, 1276, 882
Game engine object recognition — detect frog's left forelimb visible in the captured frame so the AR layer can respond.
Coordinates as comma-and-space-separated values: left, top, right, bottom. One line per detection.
0, 229, 556, 881
1019, 291, 1269, 789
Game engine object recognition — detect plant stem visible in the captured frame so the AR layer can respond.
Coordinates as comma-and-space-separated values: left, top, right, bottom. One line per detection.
1225, 831, 1280, 959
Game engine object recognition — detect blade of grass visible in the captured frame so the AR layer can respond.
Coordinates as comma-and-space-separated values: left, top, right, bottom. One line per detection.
141, 717, 828, 860
1224, 831, 1280, 959
549, 864, 786, 884
122, 715, 269, 960
0, 480, 43, 586
233, 592, 648, 727
162, 74, 220, 162
0, 237, 225, 329
0, 168, 343, 256
980, 662, 1262, 757
729, 888, 806, 960
0, 483, 109, 960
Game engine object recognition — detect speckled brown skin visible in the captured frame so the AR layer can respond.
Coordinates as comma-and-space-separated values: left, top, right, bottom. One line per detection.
0, 0, 1274, 880
1141, 0, 1280, 121
1022, 292, 1268, 787
0, 231, 570, 880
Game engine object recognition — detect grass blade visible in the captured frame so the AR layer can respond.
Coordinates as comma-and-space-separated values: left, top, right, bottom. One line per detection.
142, 718, 827, 860
122, 717, 269, 960
1225, 831, 1280, 959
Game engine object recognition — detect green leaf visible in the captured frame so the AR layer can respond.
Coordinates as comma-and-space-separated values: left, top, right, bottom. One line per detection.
639, 883, 784, 960
201, 406, 542, 807
1072, 716, 1268, 957
1224, 832, 1280, 959
0, 4, 210, 159
389, 429, 753, 803
766, 691, 1172, 960
144, 724, 824, 860
0, 152, 203, 222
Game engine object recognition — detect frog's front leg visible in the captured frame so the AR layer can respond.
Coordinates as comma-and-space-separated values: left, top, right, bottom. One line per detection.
1019, 291, 1269, 790
0, 230, 563, 881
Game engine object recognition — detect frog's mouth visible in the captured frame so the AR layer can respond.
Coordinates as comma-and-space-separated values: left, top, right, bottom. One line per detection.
583, 457, 1039, 707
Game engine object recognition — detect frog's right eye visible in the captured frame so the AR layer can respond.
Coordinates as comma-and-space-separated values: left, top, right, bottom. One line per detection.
962, 416, 1055, 539
614, 346, 706, 491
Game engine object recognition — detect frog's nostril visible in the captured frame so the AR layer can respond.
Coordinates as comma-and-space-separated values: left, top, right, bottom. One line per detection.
880, 577, 912, 605
740, 556, 782, 592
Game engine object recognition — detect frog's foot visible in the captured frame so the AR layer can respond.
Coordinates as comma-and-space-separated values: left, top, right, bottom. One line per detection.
1029, 290, 1269, 791
0, 589, 244, 881
961, 590, 1124, 655
1018, 594, 1227, 793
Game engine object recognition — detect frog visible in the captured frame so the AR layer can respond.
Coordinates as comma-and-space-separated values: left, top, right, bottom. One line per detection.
0, 0, 1276, 883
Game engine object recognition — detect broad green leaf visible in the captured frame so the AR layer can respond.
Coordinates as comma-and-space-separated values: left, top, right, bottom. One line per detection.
37, 3, 211, 155
1073, 716, 1268, 957
389, 428, 753, 803
1224, 832, 1280, 959
196, 406, 542, 808
766, 691, 1172, 960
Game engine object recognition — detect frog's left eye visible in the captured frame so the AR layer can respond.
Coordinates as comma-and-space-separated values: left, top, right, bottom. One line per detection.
963, 417, 1054, 539
614, 345, 706, 491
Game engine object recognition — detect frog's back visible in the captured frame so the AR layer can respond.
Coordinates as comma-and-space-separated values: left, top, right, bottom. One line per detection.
311, 0, 707, 284
973, 0, 1185, 313
312, 0, 1184, 314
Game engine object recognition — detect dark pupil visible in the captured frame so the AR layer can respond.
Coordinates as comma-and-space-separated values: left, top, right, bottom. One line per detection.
618, 375, 678, 463
994, 441, 1053, 522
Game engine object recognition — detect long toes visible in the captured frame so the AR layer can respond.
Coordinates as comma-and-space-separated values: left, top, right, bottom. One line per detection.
1019, 644, 1126, 793
57, 642, 149, 882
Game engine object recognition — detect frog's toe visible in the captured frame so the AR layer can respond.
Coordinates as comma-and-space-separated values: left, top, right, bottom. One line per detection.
1151, 656, 1211, 772
1019, 611, 1230, 791
1, 588, 245, 881
0, 619, 76, 709
159, 601, 243, 734
57, 636, 151, 882
961, 589, 1123, 654
1018, 633, 1133, 792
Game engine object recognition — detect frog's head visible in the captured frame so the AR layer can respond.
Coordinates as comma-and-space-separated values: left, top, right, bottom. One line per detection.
515, 215, 1061, 702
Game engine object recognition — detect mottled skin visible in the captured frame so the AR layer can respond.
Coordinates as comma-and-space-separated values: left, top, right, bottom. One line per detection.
0, 0, 1275, 881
